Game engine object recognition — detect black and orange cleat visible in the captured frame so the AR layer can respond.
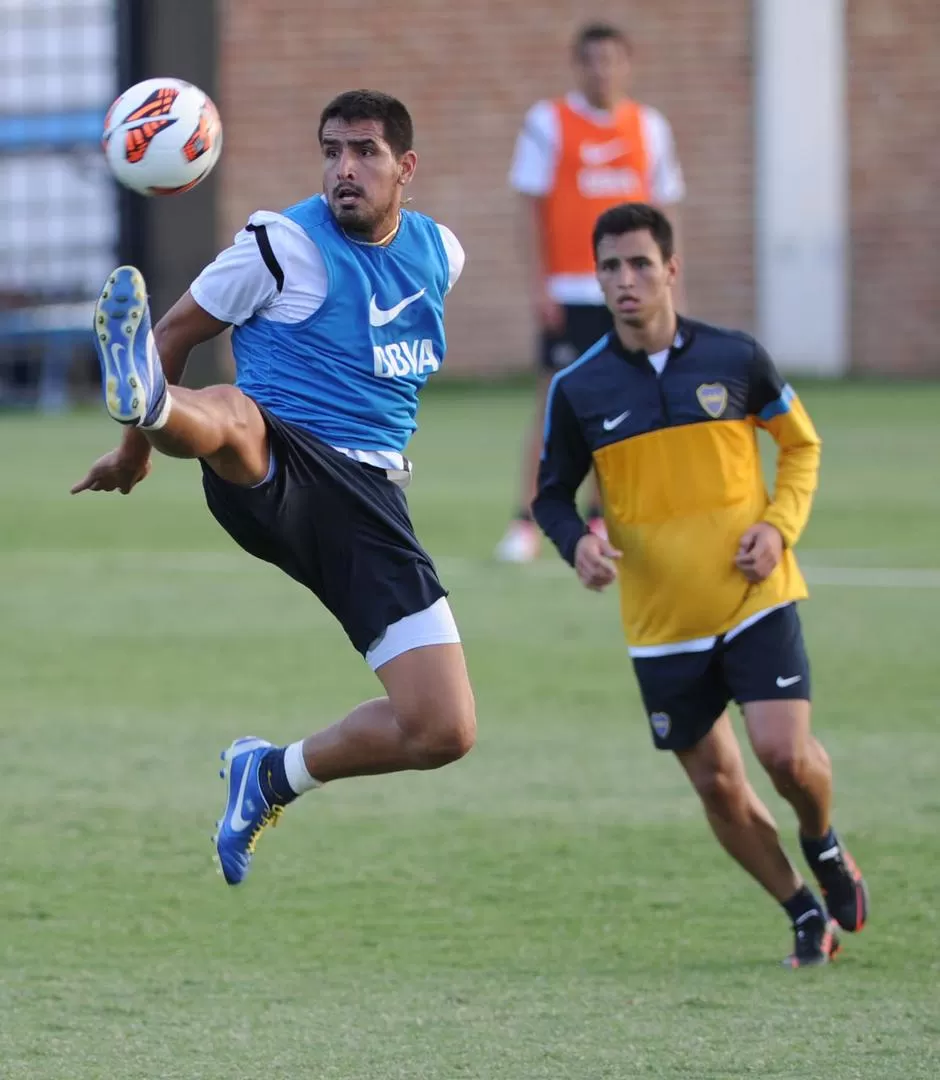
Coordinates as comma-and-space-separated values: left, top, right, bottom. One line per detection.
783, 913, 841, 969
802, 834, 869, 933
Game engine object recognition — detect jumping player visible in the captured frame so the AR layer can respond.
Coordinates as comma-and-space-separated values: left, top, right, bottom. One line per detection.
73, 90, 477, 886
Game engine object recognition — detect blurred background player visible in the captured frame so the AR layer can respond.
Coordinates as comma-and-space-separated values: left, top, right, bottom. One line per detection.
533, 203, 868, 967
495, 21, 685, 563
72, 90, 477, 887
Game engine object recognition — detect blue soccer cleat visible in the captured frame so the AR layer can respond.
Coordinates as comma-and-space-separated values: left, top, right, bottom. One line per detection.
213, 736, 284, 886
92, 265, 168, 427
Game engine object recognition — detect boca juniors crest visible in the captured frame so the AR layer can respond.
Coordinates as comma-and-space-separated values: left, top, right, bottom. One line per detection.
696, 382, 729, 418
649, 712, 672, 739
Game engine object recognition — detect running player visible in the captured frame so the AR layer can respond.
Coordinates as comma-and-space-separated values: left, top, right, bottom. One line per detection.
72, 90, 476, 886
533, 202, 868, 966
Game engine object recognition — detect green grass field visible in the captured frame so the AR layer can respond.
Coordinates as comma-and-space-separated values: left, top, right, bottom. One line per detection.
2, 381, 939, 1079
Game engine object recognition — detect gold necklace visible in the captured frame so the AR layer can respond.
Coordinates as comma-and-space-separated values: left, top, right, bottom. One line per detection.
348, 215, 401, 248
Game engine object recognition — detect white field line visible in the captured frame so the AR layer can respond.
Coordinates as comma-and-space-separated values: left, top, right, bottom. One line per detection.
4, 550, 939, 588
800, 566, 940, 589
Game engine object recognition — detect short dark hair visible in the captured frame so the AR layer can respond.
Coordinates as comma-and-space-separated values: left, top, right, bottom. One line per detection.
573, 22, 632, 60
592, 203, 674, 261
317, 90, 414, 158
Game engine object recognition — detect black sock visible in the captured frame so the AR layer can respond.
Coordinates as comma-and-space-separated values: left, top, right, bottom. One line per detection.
586, 504, 603, 521
258, 747, 298, 807
800, 826, 839, 864
782, 884, 824, 926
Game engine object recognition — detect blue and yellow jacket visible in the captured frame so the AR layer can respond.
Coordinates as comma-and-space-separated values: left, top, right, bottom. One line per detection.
532, 317, 822, 649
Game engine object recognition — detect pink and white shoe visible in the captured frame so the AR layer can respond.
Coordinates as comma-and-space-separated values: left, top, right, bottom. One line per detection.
494, 519, 540, 563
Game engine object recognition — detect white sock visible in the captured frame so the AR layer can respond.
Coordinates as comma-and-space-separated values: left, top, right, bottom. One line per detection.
140, 390, 172, 431
284, 739, 321, 794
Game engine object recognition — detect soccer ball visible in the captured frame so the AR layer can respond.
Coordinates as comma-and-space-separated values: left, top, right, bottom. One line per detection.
102, 77, 223, 196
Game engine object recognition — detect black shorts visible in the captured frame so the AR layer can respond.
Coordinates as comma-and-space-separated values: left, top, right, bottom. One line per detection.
631, 604, 811, 752
200, 405, 446, 656
539, 304, 613, 372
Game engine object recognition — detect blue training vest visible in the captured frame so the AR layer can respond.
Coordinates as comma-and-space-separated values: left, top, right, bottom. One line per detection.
231, 195, 450, 452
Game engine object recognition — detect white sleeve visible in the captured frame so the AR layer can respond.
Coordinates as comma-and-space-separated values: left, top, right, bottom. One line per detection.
436, 224, 465, 293
190, 217, 280, 326
508, 100, 560, 197
642, 106, 686, 206
189, 211, 328, 326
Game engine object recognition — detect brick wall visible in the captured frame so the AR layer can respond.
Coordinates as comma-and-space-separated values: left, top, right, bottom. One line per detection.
217, 1, 937, 376
848, 1, 939, 375
218, 0, 753, 373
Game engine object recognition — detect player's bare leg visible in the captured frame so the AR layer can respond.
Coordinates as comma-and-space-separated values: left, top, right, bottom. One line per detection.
677, 713, 802, 902
93, 261, 270, 481
496, 378, 551, 562
743, 700, 831, 838
90, 265, 269, 486
140, 383, 270, 486
744, 700, 869, 935
522, 374, 552, 513
214, 642, 475, 884
497, 375, 605, 561
290, 642, 476, 781
677, 712, 839, 967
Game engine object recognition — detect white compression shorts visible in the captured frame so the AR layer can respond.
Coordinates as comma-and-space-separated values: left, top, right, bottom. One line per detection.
365, 597, 462, 671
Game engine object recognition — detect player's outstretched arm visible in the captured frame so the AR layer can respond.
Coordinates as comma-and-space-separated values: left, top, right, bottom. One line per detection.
70, 434, 152, 495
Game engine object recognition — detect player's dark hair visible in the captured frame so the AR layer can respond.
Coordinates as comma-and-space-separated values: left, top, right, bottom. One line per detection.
592, 203, 675, 261
318, 90, 414, 158
573, 22, 632, 60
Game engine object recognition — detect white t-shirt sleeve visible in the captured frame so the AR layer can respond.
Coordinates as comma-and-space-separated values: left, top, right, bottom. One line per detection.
508, 100, 560, 197
436, 224, 465, 293
189, 214, 279, 326
189, 210, 328, 326
642, 106, 686, 206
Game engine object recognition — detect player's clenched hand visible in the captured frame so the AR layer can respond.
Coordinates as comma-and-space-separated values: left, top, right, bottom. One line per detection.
574, 533, 622, 591
70, 446, 152, 495
735, 522, 784, 583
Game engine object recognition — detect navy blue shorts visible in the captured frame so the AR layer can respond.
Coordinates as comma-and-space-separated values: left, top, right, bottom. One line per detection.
200, 405, 446, 656
631, 604, 811, 752
539, 304, 613, 372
